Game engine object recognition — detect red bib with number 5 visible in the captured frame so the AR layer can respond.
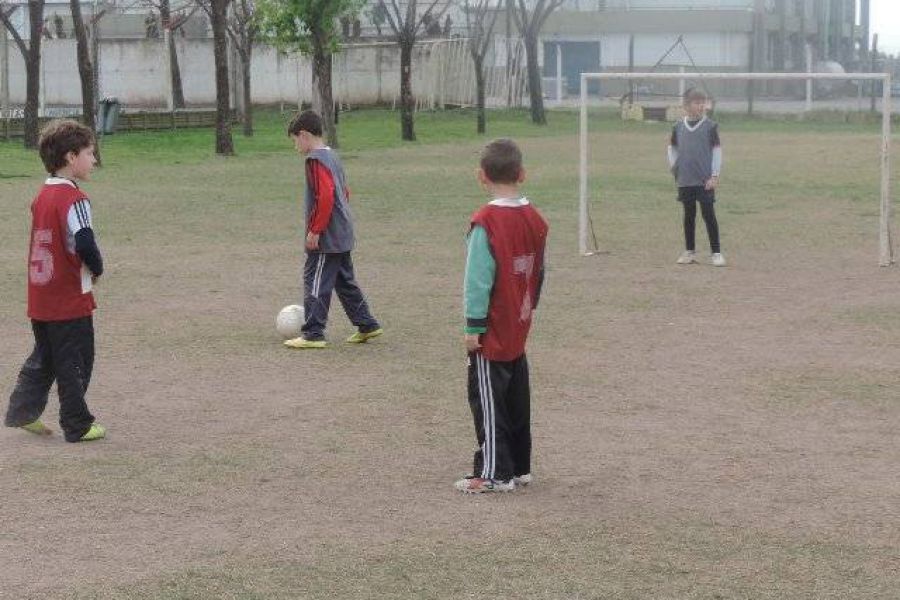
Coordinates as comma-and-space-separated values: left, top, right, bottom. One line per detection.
471, 203, 548, 362
27, 182, 96, 321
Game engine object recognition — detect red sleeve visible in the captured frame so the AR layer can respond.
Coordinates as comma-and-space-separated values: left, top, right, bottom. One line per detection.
306, 160, 335, 235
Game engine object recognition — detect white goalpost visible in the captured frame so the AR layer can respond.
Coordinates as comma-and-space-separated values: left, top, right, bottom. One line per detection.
578, 72, 894, 266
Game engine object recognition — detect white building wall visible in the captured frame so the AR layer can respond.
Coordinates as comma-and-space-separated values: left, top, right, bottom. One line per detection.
600, 32, 749, 68
42, 39, 79, 105
175, 39, 215, 104
2, 32, 752, 109
249, 46, 311, 107
99, 39, 171, 105
3, 38, 471, 108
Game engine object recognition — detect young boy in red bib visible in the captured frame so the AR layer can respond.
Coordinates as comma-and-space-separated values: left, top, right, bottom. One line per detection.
456, 139, 548, 494
5, 120, 106, 442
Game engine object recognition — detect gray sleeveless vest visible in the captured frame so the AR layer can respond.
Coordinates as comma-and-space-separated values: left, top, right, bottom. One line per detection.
305, 148, 355, 253
673, 117, 717, 188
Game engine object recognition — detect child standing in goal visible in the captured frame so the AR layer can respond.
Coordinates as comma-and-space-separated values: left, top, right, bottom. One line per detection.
668, 88, 726, 267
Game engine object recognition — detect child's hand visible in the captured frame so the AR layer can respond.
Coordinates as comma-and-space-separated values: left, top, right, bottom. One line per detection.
305, 232, 320, 251
705, 175, 719, 191
464, 333, 482, 353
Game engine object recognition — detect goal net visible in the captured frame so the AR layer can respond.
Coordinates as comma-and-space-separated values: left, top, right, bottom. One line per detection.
578, 72, 894, 266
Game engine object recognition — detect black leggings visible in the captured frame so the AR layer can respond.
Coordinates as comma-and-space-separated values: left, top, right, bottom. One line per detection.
680, 187, 720, 253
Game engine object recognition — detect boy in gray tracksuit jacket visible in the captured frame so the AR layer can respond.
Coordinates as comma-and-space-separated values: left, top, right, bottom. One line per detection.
667, 88, 726, 267
283, 110, 382, 349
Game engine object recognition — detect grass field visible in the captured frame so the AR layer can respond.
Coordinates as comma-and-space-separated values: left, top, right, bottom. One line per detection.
1, 108, 899, 599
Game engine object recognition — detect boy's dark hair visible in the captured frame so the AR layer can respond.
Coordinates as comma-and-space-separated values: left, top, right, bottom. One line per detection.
683, 87, 708, 104
287, 110, 323, 137
38, 119, 95, 174
480, 138, 523, 184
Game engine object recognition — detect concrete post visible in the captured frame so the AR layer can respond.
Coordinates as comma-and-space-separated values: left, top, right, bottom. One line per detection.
556, 42, 562, 101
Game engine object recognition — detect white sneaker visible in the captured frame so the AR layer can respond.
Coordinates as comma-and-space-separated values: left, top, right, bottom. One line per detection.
676, 251, 696, 264
711, 253, 727, 267
513, 473, 532, 487
454, 477, 515, 494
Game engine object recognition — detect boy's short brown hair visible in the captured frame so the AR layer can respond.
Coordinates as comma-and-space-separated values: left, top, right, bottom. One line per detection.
683, 87, 709, 104
287, 110, 323, 137
480, 138, 523, 185
38, 119, 95, 175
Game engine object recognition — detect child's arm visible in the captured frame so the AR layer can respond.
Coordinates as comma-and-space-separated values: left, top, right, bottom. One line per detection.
533, 247, 546, 310
667, 127, 678, 177
706, 124, 722, 191
464, 225, 494, 353
305, 160, 336, 250
68, 198, 103, 279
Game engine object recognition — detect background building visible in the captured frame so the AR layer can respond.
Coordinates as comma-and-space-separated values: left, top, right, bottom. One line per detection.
485, 0, 866, 96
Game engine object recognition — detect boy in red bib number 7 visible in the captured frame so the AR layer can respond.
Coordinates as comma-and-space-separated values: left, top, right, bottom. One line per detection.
456, 139, 548, 494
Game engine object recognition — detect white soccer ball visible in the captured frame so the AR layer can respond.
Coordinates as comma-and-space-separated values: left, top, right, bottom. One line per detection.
275, 304, 305, 339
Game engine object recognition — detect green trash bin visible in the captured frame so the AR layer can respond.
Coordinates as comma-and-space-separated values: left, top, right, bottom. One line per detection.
99, 98, 120, 134
96, 99, 108, 134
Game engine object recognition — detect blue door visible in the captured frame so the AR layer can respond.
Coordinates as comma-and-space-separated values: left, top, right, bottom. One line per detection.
543, 41, 602, 95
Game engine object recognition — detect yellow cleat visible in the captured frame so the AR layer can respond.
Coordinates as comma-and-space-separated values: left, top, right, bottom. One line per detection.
346, 328, 383, 344
20, 420, 53, 436
284, 337, 328, 349
79, 424, 106, 442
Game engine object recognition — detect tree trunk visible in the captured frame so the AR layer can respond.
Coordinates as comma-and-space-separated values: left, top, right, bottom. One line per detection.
24, 1, 44, 148
240, 47, 252, 137
70, 0, 100, 164
523, 30, 545, 125
474, 56, 486, 134
312, 38, 337, 148
159, 0, 185, 109
91, 10, 99, 124
505, 0, 513, 107
168, 32, 185, 108
211, 0, 233, 155
399, 37, 415, 141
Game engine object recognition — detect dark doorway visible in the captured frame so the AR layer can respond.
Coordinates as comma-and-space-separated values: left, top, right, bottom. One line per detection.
543, 41, 602, 95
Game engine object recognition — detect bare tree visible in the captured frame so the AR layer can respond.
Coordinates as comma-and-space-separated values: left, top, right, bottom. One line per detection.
510, 0, 564, 125
198, 0, 256, 136
210, 0, 234, 154
69, 0, 100, 164
0, 1, 45, 148
464, 0, 498, 134
376, 0, 453, 141
144, 0, 197, 108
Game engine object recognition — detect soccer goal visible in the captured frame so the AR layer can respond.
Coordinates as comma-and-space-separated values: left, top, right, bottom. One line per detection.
578, 71, 894, 266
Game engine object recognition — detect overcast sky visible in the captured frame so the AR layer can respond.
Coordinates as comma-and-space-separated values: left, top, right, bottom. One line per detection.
871, 0, 900, 55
